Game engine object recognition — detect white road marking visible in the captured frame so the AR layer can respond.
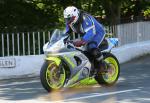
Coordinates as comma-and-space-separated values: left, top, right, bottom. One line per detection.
0, 80, 39, 87
136, 98, 150, 101
55, 89, 140, 103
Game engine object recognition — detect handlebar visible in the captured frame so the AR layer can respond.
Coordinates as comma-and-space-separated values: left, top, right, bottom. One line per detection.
66, 40, 83, 52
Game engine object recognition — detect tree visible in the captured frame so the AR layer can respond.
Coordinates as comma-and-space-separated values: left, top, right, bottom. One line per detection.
120, 0, 150, 22
97, 0, 125, 25
0, 0, 149, 32
0, 0, 61, 32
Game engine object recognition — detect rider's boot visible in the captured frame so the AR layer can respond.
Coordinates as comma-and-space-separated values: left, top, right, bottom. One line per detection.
89, 48, 107, 75
95, 55, 108, 74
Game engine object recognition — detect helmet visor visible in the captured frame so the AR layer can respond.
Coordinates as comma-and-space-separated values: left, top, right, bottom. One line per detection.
65, 16, 75, 25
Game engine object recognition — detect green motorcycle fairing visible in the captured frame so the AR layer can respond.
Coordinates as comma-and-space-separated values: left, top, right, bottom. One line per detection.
45, 54, 97, 88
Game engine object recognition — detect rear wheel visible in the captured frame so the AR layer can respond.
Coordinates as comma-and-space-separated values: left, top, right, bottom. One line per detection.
95, 53, 120, 86
40, 61, 66, 92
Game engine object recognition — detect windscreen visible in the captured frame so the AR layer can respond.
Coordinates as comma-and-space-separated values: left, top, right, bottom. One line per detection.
49, 29, 67, 45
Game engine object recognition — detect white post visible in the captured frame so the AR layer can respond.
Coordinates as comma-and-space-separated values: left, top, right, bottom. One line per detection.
17, 33, 20, 56
12, 33, 15, 56
27, 32, 30, 55
38, 32, 41, 55
22, 32, 25, 55
117, 25, 122, 46
137, 22, 141, 42
33, 32, 35, 55
2, 33, 4, 57
7, 33, 9, 56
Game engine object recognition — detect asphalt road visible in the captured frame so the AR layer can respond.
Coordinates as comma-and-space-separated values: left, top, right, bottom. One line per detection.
0, 55, 150, 103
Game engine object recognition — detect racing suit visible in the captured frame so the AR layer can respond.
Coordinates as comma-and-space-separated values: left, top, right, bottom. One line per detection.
65, 11, 106, 70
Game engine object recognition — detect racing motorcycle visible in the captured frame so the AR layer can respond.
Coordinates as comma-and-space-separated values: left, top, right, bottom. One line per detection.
40, 29, 120, 92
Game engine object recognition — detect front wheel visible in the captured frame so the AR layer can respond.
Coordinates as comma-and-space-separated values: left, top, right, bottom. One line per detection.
95, 53, 120, 86
40, 61, 66, 92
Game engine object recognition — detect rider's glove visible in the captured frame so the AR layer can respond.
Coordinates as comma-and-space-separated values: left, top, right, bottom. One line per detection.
73, 40, 87, 47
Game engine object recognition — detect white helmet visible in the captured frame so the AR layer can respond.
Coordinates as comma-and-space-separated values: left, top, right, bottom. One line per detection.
63, 6, 79, 25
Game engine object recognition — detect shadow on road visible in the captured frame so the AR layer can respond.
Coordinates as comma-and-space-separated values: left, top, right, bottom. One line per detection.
0, 77, 47, 100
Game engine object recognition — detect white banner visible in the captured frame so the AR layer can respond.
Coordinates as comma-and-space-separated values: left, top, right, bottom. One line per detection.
0, 58, 16, 68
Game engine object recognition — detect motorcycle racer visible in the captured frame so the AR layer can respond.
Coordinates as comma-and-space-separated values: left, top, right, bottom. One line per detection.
64, 6, 106, 71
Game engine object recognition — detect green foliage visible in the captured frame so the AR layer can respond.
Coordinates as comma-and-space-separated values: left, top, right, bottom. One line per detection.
0, 0, 149, 32
0, 0, 61, 32
144, 7, 150, 17
121, 0, 150, 18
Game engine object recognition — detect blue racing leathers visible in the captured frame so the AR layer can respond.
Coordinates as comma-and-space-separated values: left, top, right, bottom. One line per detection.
65, 12, 106, 49
65, 12, 106, 70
